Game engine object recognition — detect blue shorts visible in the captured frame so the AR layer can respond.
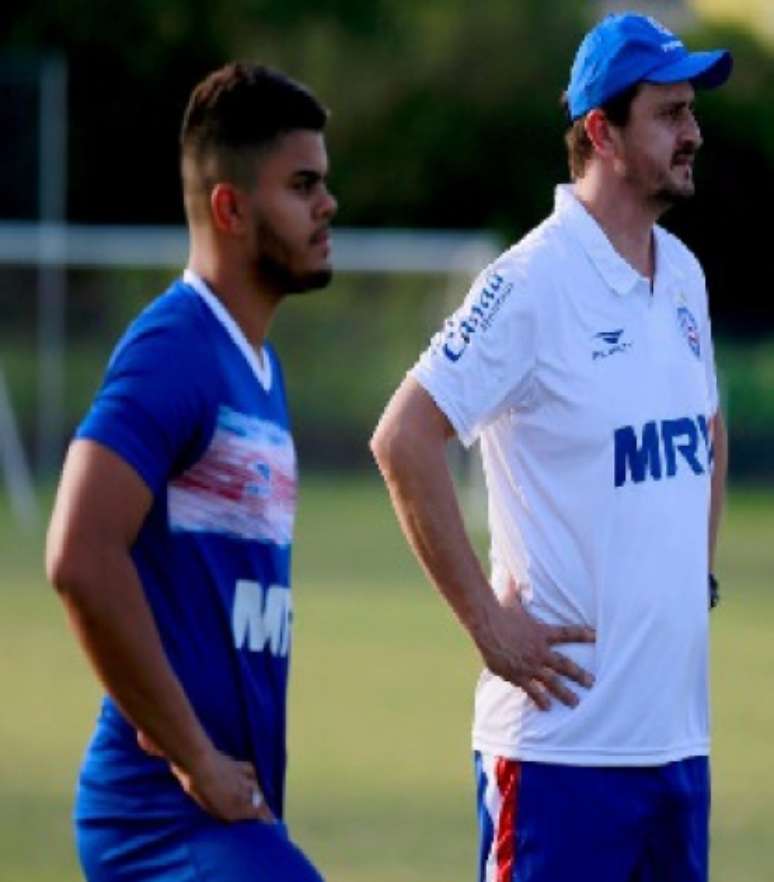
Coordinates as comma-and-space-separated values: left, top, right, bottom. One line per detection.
76, 814, 324, 882
474, 752, 709, 882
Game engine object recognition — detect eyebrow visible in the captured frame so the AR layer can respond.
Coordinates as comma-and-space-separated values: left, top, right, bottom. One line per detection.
291, 169, 325, 183
659, 98, 694, 112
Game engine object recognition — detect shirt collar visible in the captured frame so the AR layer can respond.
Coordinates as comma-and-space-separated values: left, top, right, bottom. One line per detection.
183, 268, 272, 392
554, 184, 650, 297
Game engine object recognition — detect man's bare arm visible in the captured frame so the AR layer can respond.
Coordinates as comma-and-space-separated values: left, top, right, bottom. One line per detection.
370, 377, 594, 710
709, 410, 728, 571
46, 439, 272, 821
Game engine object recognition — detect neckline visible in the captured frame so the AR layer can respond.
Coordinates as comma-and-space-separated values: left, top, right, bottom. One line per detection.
182, 269, 272, 392
555, 185, 656, 297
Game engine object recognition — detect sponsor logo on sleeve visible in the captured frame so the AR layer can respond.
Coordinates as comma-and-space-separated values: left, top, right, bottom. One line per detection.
435, 270, 514, 363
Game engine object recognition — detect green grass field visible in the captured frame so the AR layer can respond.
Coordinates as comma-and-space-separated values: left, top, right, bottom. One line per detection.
1, 476, 772, 882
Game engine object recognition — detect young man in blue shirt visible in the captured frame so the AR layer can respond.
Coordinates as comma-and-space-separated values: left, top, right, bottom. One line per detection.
47, 63, 337, 881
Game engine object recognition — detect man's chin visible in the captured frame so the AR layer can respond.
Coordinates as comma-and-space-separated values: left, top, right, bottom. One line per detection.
653, 181, 695, 209
258, 257, 333, 295
286, 267, 333, 295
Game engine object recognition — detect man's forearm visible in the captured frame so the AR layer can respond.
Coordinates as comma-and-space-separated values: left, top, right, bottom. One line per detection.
371, 379, 596, 707
370, 385, 499, 645
709, 410, 728, 570
54, 546, 213, 772
374, 435, 495, 639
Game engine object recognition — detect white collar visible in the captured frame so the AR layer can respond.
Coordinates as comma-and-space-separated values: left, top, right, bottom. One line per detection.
183, 268, 272, 392
555, 184, 660, 297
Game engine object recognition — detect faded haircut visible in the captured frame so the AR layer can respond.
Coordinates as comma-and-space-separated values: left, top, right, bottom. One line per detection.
180, 62, 328, 205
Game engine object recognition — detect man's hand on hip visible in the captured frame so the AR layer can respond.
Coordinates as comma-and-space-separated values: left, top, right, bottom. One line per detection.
137, 731, 276, 823
475, 580, 596, 711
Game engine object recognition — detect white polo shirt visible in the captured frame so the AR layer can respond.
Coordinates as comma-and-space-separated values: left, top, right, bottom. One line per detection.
412, 185, 718, 765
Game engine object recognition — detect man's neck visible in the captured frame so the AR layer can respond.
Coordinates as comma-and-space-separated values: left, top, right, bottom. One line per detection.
573, 174, 661, 281
187, 247, 280, 349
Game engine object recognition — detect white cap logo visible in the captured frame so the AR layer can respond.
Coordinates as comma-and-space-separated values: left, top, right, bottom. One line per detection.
645, 16, 676, 38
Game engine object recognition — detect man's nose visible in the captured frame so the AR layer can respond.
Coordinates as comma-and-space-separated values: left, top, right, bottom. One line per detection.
317, 188, 337, 220
684, 111, 703, 151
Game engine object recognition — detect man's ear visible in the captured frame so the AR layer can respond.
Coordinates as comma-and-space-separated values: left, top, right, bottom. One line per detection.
584, 109, 619, 160
210, 183, 248, 235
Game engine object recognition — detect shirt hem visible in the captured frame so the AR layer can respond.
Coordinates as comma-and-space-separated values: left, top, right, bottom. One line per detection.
471, 735, 710, 766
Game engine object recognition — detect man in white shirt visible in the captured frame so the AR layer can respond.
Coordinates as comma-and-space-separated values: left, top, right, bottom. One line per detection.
371, 13, 730, 882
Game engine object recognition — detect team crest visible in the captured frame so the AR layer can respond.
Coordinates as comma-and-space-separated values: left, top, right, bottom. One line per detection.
676, 302, 701, 359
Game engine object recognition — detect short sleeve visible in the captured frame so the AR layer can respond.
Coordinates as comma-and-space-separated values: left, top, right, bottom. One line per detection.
76, 320, 212, 495
410, 261, 537, 447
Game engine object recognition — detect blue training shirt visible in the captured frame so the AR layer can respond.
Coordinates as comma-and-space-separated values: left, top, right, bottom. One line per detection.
75, 272, 296, 821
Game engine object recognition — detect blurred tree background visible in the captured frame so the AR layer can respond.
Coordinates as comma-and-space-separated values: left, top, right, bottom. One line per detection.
3, 0, 773, 333
1, 0, 773, 474
2, 9, 772, 882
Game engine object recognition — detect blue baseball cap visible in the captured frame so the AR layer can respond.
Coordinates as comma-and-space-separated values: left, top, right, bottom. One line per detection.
566, 13, 732, 120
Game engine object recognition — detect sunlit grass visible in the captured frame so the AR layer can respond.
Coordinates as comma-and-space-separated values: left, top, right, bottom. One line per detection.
1, 478, 772, 881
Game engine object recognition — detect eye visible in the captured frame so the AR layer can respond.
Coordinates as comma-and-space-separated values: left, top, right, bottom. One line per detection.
666, 104, 695, 124
293, 175, 319, 195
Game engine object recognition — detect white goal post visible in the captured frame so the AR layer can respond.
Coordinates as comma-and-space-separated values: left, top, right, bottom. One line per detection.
0, 222, 501, 527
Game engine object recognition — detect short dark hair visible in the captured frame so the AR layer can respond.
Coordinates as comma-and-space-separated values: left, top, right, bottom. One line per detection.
561, 82, 641, 181
180, 63, 328, 196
